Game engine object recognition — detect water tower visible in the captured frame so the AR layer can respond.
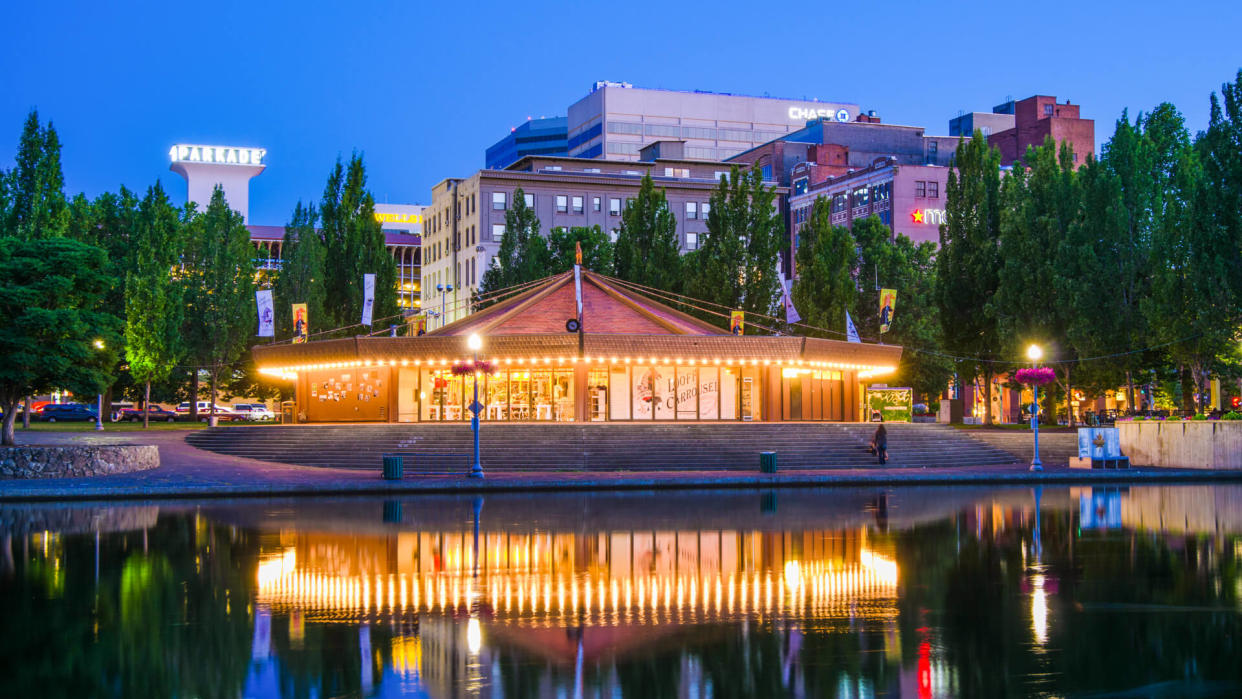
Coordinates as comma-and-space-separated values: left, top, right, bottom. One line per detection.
169, 144, 266, 222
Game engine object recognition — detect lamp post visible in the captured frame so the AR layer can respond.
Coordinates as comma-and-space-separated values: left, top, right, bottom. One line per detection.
1027, 344, 1043, 472
467, 333, 484, 479
93, 339, 106, 431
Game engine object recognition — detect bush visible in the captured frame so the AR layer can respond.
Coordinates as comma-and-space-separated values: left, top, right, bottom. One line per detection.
1190, 413, 1209, 421
1222, 411, 1242, 421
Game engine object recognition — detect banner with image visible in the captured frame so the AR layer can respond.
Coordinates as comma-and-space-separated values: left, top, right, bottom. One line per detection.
255, 289, 274, 337
292, 303, 308, 343
730, 311, 745, 336
879, 288, 897, 334
361, 273, 376, 326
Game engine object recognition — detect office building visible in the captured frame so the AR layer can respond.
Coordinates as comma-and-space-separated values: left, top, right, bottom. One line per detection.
485, 116, 569, 170
420, 147, 783, 329
565, 81, 859, 162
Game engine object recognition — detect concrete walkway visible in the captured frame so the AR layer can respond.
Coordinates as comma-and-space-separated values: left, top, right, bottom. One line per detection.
2, 429, 1240, 502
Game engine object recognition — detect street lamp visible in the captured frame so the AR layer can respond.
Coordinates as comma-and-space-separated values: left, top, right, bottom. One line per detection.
93, 339, 106, 431
1027, 344, 1043, 471
467, 333, 484, 479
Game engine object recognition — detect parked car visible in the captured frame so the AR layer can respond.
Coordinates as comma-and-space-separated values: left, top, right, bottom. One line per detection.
232, 403, 275, 421
175, 401, 240, 422
118, 406, 179, 423
37, 403, 99, 422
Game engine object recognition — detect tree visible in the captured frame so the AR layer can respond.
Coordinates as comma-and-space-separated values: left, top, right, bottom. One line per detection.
994, 138, 1082, 423
0, 238, 117, 444
319, 153, 396, 331
124, 182, 185, 427
686, 166, 784, 319
851, 216, 952, 397
790, 198, 856, 336
613, 174, 681, 292
937, 131, 1004, 423
2, 110, 67, 241
273, 201, 325, 339
181, 187, 256, 426
479, 187, 549, 295
548, 225, 613, 275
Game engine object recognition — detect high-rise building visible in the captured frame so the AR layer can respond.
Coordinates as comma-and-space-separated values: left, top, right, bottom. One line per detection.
564, 81, 859, 162
485, 117, 568, 170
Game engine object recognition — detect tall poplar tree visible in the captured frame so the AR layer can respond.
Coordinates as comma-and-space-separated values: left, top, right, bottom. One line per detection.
3, 110, 67, 241
686, 166, 784, 318
273, 201, 325, 339
937, 131, 1003, 423
613, 174, 681, 292
791, 198, 856, 335
479, 187, 548, 295
548, 225, 613, 275
181, 187, 256, 425
124, 182, 185, 426
319, 154, 396, 330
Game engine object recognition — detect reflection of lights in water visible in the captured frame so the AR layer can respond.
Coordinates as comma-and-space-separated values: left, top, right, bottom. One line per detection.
466, 618, 482, 654
784, 560, 803, 591
390, 635, 421, 677
1031, 573, 1048, 646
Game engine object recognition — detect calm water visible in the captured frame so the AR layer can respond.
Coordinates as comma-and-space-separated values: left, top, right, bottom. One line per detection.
2, 485, 1241, 698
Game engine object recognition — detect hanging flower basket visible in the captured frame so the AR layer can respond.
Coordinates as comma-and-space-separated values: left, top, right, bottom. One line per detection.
1014, 367, 1056, 386
451, 360, 495, 376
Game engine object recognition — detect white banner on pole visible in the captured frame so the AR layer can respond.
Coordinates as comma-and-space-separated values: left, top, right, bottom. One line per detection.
361, 273, 375, 326
777, 271, 801, 324
845, 310, 861, 343
255, 289, 274, 337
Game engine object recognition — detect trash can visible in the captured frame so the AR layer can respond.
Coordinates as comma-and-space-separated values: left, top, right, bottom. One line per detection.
280, 401, 295, 425
759, 451, 778, 473
382, 455, 404, 480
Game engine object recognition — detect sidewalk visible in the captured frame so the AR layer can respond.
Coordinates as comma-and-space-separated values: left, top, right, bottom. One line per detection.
2, 430, 1239, 502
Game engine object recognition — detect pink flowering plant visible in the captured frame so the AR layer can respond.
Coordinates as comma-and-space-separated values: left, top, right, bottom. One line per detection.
1014, 367, 1057, 386
451, 360, 495, 376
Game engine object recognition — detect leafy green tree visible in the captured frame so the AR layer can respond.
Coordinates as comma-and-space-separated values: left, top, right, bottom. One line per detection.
181, 187, 256, 425
686, 166, 784, 319
548, 225, 613, 275
479, 187, 549, 294
319, 154, 396, 330
2, 110, 67, 241
613, 174, 681, 291
852, 216, 952, 397
124, 183, 185, 427
791, 198, 856, 335
0, 238, 118, 444
938, 131, 1004, 423
273, 201, 324, 339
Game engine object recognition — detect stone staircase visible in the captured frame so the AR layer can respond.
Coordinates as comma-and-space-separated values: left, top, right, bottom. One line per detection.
955, 429, 1080, 466
185, 422, 1023, 472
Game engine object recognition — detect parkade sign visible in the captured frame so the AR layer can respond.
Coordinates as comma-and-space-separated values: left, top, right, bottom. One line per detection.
169, 144, 266, 166
788, 106, 851, 122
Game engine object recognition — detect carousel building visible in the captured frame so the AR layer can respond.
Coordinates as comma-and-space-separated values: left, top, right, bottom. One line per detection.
254, 269, 901, 423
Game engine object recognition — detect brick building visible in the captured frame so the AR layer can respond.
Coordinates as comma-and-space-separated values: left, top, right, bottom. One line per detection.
953, 95, 1094, 167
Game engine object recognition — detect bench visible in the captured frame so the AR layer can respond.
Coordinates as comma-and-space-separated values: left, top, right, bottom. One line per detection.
381, 452, 466, 479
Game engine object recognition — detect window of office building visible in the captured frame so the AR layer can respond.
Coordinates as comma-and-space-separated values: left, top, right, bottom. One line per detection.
915, 181, 926, 198
492, 224, 505, 241
607, 143, 641, 155
492, 192, 507, 210
702, 202, 711, 218
793, 178, 808, 196
609, 198, 621, 216
607, 121, 643, 135
1044, 103, 1054, 116
928, 181, 939, 198
524, 193, 534, 207
592, 196, 601, 212
556, 195, 568, 213
685, 147, 717, 160
686, 232, 698, 250
718, 129, 751, 142
761, 165, 773, 181
685, 202, 697, 219
832, 194, 847, 213
645, 124, 681, 138
609, 229, 619, 243
664, 167, 689, 178
852, 187, 869, 208
714, 171, 730, 181
682, 126, 717, 139
572, 196, 583, 214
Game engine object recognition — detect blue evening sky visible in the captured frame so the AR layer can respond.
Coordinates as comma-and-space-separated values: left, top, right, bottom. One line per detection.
3, 0, 1240, 226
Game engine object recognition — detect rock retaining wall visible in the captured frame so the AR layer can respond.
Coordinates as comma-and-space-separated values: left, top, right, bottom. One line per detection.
1118, 421, 1242, 470
0, 445, 160, 479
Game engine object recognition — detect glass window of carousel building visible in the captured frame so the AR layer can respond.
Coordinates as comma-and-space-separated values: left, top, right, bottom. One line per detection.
255, 270, 901, 423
